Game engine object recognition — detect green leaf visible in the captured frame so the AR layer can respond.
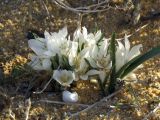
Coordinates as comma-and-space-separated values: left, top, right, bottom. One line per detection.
51, 54, 59, 69
61, 55, 73, 70
117, 46, 160, 79
81, 43, 85, 51
116, 55, 140, 78
32, 33, 39, 39
12, 66, 24, 78
97, 76, 106, 96
84, 58, 93, 70
108, 33, 117, 94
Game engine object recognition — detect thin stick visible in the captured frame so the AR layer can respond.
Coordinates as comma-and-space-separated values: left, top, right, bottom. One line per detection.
40, 0, 51, 20
69, 89, 122, 118
0, 89, 15, 120
116, 23, 149, 41
24, 98, 31, 120
28, 0, 32, 27
142, 103, 160, 120
8, 109, 15, 120
38, 99, 89, 107
33, 77, 53, 94
52, 0, 126, 13
42, 0, 50, 17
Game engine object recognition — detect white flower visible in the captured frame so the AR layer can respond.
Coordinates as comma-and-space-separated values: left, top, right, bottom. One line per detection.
62, 90, 78, 103
44, 27, 70, 57
68, 42, 89, 80
28, 38, 47, 57
115, 35, 142, 80
116, 34, 142, 71
68, 48, 99, 81
71, 27, 111, 81
88, 38, 110, 68
86, 29, 102, 47
28, 54, 51, 70
52, 70, 75, 86
73, 27, 103, 51
84, 38, 111, 82
73, 27, 87, 49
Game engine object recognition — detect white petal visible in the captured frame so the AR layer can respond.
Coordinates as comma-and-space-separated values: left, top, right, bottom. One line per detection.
127, 44, 142, 60
99, 39, 109, 56
82, 27, 88, 38
80, 75, 88, 80
86, 69, 100, 76
88, 58, 97, 68
28, 55, 43, 70
116, 48, 125, 71
62, 91, 78, 103
99, 71, 106, 83
46, 37, 60, 53
73, 28, 80, 41
79, 59, 88, 72
28, 39, 46, 55
80, 70, 100, 80
44, 31, 51, 41
70, 41, 78, 57
117, 41, 125, 51
94, 30, 102, 42
53, 70, 61, 79
90, 45, 98, 58
116, 39, 127, 71
124, 34, 130, 52
59, 26, 68, 38
124, 73, 137, 80
43, 50, 56, 57
87, 33, 95, 44
52, 70, 75, 86
80, 48, 89, 57
68, 54, 75, 66
42, 59, 51, 70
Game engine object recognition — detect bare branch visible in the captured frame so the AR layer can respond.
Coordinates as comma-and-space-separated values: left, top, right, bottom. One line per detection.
52, 0, 127, 13
33, 77, 53, 94
142, 103, 160, 120
24, 98, 31, 120
38, 99, 89, 107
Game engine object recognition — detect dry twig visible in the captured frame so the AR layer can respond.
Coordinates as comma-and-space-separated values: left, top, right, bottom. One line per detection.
0, 87, 15, 120
40, 0, 52, 21
38, 99, 89, 107
33, 77, 53, 94
24, 98, 31, 120
52, 0, 126, 13
116, 23, 149, 41
142, 103, 160, 120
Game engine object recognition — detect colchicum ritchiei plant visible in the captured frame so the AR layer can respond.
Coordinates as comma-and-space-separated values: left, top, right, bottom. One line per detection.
28, 26, 160, 102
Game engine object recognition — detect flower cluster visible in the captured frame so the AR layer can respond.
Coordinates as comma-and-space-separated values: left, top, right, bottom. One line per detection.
28, 27, 142, 87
